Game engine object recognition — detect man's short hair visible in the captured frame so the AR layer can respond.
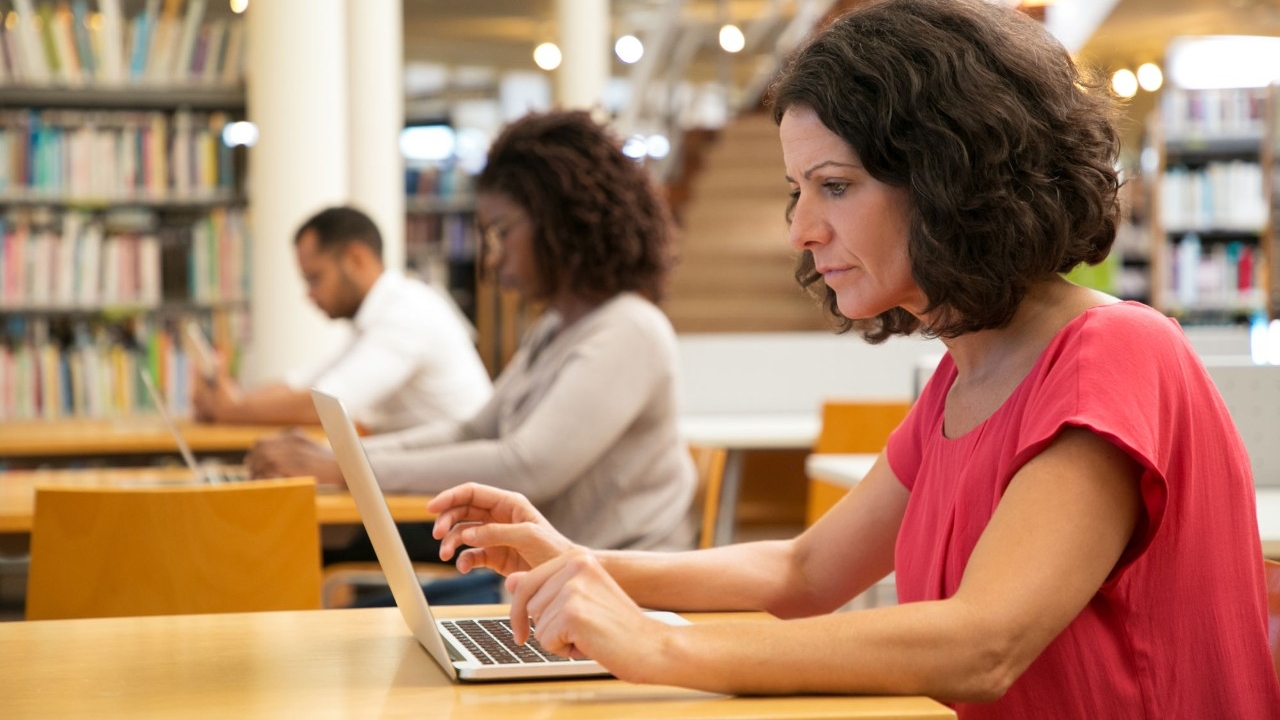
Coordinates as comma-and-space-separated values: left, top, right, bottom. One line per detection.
294, 205, 384, 260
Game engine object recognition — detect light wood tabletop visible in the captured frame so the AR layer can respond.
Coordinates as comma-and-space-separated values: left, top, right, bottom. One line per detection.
0, 467, 435, 533
0, 417, 322, 458
0, 605, 956, 720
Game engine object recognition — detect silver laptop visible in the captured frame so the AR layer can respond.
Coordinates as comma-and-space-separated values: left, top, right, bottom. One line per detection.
139, 368, 246, 485
310, 388, 689, 682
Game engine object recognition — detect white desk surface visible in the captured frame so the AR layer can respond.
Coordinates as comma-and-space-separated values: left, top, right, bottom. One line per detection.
805, 453, 879, 487
807, 454, 1280, 558
680, 413, 820, 450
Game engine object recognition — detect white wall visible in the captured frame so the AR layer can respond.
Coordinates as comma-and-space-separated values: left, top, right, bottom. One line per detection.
677, 332, 945, 416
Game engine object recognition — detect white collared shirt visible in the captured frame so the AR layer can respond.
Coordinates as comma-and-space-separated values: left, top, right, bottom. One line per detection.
284, 272, 492, 432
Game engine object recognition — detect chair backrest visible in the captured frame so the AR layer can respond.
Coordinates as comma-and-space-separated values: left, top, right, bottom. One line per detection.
688, 443, 727, 550
814, 400, 913, 454
26, 478, 322, 620
807, 401, 912, 526
1266, 559, 1280, 685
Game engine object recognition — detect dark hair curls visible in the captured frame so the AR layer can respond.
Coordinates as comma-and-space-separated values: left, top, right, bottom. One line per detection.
475, 110, 675, 303
770, 0, 1121, 341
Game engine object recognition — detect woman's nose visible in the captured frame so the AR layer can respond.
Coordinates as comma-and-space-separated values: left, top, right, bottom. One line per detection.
787, 195, 828, 251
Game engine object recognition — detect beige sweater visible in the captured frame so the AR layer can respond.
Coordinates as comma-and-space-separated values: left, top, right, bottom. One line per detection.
362, 293, 696, 552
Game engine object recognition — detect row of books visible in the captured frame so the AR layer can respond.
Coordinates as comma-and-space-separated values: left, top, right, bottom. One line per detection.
1161, 86, 1275, 141
0, 108, 237, 201
0, 207, 247, 309
1159, 161, 1268, 233
1163, 234, 1265, 314
0, 309, 244, 420
0, 0, 245, 88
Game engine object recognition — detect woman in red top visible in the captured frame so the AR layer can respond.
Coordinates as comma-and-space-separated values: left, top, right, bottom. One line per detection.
425, 0, 1280, 716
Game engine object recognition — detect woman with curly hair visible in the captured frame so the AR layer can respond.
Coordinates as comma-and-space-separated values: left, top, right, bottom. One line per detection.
426, 0, 1280, 716
248, 110, 696, 563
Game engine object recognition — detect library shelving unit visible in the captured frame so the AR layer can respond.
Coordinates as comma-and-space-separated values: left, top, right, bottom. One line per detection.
0, 85, 250, 422
1147, 85, 1278, 325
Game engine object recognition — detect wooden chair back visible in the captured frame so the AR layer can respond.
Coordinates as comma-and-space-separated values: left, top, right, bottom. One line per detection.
26, 478, 322, 620
1266, 559, 1280, 685
688, 443, 728, 550
814, 400, 913, 454
808, 401, 912, 525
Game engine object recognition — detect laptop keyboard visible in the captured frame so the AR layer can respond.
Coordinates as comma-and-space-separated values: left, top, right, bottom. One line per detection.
441, 619, 582, 665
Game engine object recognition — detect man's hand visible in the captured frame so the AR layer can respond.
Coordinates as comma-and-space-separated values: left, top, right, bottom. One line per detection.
191, 369, 242, 423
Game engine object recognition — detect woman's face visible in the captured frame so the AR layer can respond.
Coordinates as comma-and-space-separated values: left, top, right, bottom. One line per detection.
476, 191, 538, 297
780, 107, 927, 321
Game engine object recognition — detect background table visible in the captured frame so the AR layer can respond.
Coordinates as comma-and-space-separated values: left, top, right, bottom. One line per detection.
680, 413, 820, 545
0, 467, 434, 533
0, 418, 322, 457
0, 605, 956, 720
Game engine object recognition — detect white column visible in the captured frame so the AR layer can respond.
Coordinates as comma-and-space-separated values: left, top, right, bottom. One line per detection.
244, 0, 349, 386
555, 0, 610, 110
347, 0, 405, 273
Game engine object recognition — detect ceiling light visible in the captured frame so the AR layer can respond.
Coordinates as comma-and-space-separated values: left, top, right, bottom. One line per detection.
230, 0, 248, 13
1110, 69, 1138, 98
622, 136, 647, 160
615, 35, 643, 64
1136, 62, 1163, 92
719, 24, 745, 53
1167, 35, 1280, 90
533, 42, 562, 71
646, 134, 670, 159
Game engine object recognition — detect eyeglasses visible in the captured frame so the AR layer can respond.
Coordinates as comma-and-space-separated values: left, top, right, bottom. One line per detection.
479, 215, 528, 256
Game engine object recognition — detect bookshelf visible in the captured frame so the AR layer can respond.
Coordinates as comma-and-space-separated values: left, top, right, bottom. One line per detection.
0, 0, 249, 422
1148, 85, 1278, 324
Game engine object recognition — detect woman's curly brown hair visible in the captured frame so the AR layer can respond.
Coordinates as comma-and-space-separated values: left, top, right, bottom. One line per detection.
475, 110, 675, 303
769, 0, 1122, 342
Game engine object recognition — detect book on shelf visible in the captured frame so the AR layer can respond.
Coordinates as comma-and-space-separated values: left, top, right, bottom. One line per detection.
97, 0, 127, 85
9, 0, 50, 85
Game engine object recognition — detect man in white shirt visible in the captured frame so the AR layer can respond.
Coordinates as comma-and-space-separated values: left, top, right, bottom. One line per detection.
192, 205, 492, 432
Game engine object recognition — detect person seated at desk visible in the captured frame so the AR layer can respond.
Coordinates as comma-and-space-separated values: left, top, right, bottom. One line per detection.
247, 110, 697, 566
425, 2, 1280, 717
192, 205, 492, 434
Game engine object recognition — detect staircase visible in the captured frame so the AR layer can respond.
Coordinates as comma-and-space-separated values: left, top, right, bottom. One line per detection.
664, 112, 829, 333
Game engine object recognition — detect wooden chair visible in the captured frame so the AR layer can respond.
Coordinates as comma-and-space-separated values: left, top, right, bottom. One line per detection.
1266, 559, 1280, 685
689, 442, 728, 549
321, 561, 459, 608
26, 478, 322, 620
807, 400, 912, 525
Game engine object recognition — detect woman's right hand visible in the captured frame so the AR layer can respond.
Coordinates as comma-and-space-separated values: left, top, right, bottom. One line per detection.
428, 483, 579, 577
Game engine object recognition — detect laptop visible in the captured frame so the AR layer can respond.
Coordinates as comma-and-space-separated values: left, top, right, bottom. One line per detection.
310, 387, 690, 682
139, 368, 247, 485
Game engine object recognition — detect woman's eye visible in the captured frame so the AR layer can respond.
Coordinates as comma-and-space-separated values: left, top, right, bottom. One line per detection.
824, 182, 849, 197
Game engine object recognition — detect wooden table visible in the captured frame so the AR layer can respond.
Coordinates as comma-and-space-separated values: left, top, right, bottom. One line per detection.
0, 418, 323, 458
0, 467, 434, 534
680, 413, 821, 545
0, 605, 956, 720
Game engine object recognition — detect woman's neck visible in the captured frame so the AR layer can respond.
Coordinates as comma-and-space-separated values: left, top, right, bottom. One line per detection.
550, 293, 605, 328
